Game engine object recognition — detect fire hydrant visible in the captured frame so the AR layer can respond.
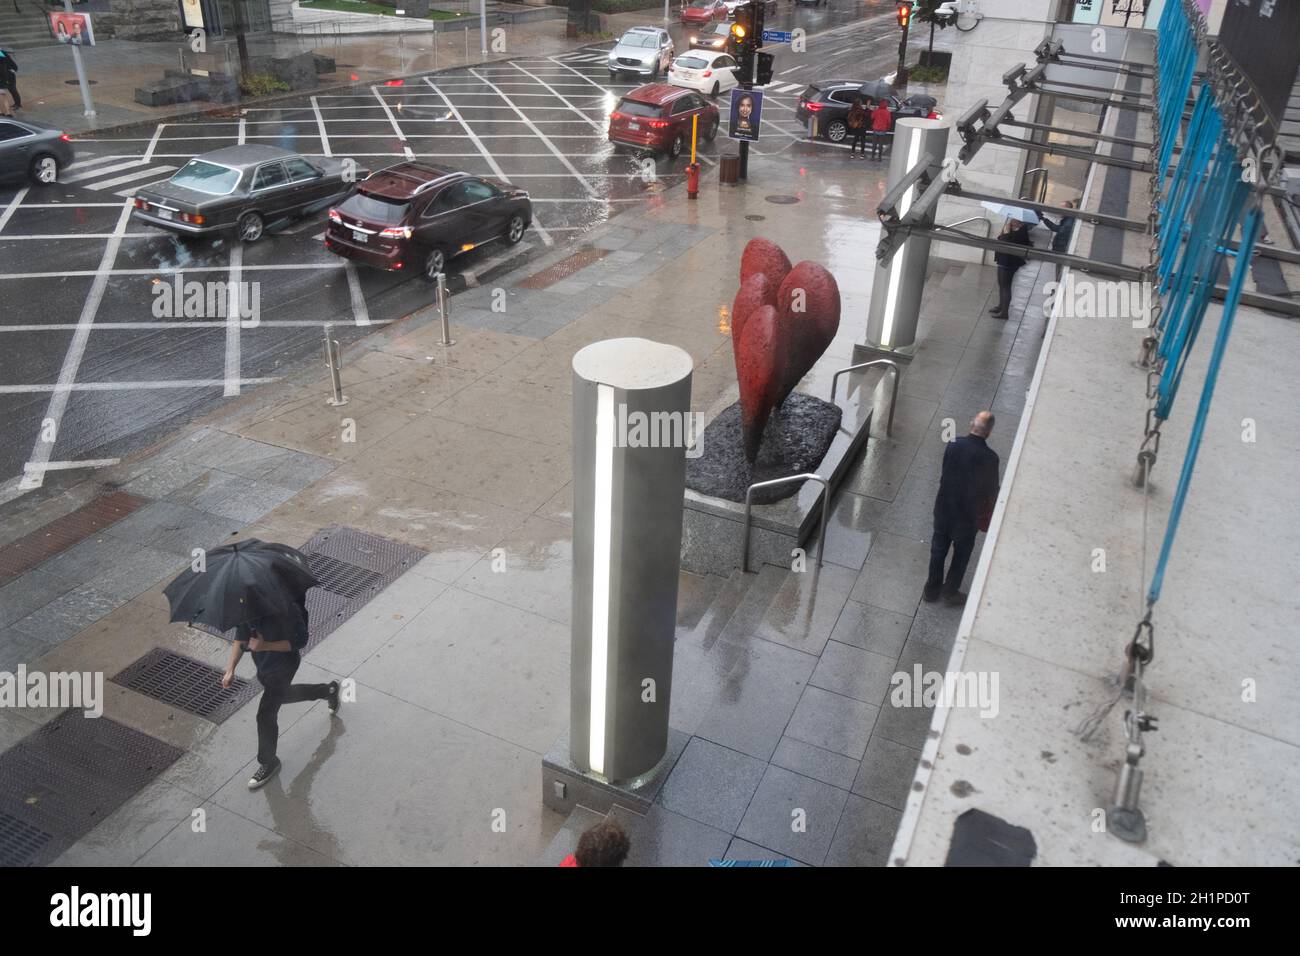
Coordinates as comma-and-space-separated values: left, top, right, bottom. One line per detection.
686, 162, 701, 200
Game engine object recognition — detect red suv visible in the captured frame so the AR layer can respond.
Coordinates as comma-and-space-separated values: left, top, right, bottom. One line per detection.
324, 162, 532, 281
608, 84, 720, 159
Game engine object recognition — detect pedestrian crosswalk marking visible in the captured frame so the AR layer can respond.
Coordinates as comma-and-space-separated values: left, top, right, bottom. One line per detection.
88, 166, 177, 191
63, 159, 149, 184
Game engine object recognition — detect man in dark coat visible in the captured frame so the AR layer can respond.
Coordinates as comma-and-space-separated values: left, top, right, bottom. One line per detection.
1040, 198, 1078, 281
0, 49, 19, 110
924, 411, 1000, 606
989, 218, 1031, 318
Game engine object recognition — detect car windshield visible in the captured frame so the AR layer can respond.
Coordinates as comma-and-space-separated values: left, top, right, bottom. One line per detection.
340, 191, 411, 225
676, 57, 708, 69
617, 99, 664, 118
169, 160, 241, 195
621, 34, 659, 48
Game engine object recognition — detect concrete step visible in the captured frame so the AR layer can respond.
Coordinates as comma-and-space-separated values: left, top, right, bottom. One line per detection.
684, 567, 753, 652
716, 563, 788, 646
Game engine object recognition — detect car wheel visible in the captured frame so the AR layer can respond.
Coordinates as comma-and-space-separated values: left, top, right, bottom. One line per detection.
504, 214, 526, 245
237, 211, 264, 243
827, 120, 848, 143
711, 81, 720, 96
670, 133, 685, 159
422, 246, 447, 281
28, 153, 59, 186
704, 117, 719, 142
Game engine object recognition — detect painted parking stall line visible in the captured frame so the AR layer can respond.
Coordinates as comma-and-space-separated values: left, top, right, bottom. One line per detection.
372, 85, 416, 159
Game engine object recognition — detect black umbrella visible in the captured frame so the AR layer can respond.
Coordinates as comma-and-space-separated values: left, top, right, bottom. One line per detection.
858, 80, 895, 103
164, 539, 319, 642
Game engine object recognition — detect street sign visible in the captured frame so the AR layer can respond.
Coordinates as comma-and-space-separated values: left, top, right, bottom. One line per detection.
762, 30, 792, 43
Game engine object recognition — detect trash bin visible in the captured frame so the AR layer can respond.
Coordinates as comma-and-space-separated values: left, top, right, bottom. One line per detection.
719, 153, 741, 185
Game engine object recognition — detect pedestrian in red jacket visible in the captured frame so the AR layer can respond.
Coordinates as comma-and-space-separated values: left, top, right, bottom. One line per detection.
870, 100, 892, 160
559, 817, 630, 867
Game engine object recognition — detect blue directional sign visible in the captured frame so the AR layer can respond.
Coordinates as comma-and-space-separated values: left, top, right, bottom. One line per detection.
762, 29, 793, 43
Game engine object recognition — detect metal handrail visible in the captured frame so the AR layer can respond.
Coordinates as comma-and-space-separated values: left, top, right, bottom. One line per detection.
938, 215, 993, 265
742, 474, 828, 573
1023, 166, 1049, 204
830, 360, 900, 437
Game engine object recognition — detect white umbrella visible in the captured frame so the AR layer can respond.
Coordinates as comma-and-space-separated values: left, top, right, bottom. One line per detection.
980, 201, 1040, 225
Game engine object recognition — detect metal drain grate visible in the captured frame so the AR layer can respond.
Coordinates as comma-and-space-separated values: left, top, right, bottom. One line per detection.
0, 490, 148, 586
0, 811, 54, 868
309, 553, 382, 599
111, 648, 260, 723
765, 195, 801, 205
0, 710, 183, 865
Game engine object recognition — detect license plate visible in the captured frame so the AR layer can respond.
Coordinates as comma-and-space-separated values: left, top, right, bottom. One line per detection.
156, 208, 173, 220
628, 122, 640, 131
352, 230, 367, 243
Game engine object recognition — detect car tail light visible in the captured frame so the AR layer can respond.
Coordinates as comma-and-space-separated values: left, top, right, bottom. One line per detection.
134, 198, 148, 210
379, 226, 412, 239
181, 213, 205, 225
647, 119, 669, 129
328, 209, 342, 224
929, 111, 942, 120
59, 134, 72, 142
805, 102, 824, 112
393, 262, 403, 270
703, 69, 713, 77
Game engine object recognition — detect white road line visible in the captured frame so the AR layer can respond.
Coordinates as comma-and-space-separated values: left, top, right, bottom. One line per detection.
511, 62, 605, 132
778, 65, 808, 76
469, 67, 600, 198
87, 166, 176, 191
142, 124, 166, 163
775, 83, 805, 93
0, 188, 28, 234
460, 242, 535, 288
3, 378, 278, 395
23, 458, 120, 472
372, 85, 415, 159
424, 77, 554, 246
18, 202, 121, 208
62, 159, 148, 184
238, 117, 247, 145
18, 200, 133, 492
63, 154, 133, 173
0, 233, 157, 240
345, 261, 370, 326
224, 244, 243, 397
311, 96, 332, 156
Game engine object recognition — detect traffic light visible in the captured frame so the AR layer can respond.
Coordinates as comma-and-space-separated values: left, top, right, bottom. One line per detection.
897, 2, 911, 28
731, 3, 754, 51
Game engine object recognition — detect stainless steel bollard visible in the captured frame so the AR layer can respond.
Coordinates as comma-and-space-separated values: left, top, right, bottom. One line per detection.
323, 323, 348, 406
436, 272, 454, 347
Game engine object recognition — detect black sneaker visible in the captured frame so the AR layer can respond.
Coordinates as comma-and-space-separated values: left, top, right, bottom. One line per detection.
327, 680, 341, 716
247, 759, 281, 791
988, 308, 1005, 317
943, 590, 968, 607
922, 584, 941, 603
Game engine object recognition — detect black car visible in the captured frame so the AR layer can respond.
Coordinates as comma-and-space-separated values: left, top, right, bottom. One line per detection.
0, 117, 75, 186
132, 145, 361, 242
324, 163, 532, 280
796, 80, 941, 143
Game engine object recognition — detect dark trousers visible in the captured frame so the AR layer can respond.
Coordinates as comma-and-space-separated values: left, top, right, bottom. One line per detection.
927, 520, 976, 595
255, 652, 329, 766
2, 79, 18, 109
871, 131, 887, 159
995, 265, 1018, 314
849, 129, 867, 154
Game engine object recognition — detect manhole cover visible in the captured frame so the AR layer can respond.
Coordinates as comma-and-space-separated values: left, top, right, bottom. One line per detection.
0, 811, 54, 868
64, 79, 98, 86
765, 195, 800, 205
746, 214, 766, 221
112, 648, 259, 723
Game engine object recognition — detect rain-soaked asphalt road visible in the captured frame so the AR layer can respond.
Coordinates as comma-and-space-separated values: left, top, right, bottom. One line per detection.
0, 1, 908, 501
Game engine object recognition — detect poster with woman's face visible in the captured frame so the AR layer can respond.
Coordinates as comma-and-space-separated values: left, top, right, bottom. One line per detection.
728, 88, 762, 143
48, 12, 96, 46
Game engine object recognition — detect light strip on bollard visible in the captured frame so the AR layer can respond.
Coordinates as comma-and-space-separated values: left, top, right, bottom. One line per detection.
880, 131, 925, 348
589, 383, 615, 776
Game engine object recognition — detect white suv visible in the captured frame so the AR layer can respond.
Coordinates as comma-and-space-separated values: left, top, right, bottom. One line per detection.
608, 27, 675, 79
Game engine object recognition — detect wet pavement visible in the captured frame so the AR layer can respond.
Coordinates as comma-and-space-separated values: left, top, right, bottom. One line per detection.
0, 1, 918, 500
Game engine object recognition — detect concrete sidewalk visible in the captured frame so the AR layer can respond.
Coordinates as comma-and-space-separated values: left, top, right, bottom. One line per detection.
0, 147, 1049, 866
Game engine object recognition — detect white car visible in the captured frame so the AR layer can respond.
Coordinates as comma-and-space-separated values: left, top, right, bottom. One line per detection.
608, 26, 675, 79
667, 51, 740, 97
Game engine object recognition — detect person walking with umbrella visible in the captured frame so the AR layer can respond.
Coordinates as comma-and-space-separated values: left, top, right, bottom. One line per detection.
165, 540, 341, 791
990, 216, 1032, 319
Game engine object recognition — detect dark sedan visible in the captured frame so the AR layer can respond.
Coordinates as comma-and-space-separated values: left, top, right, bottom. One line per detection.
796, 80, 942, 143
131, 145, 362, 242
0, 117, 75, 186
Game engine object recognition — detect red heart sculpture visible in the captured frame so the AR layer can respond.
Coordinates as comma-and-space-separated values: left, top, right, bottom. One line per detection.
732, 241, 842, 463
735, 305, 786, 465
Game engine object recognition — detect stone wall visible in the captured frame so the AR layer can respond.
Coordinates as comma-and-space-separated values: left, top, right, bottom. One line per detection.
97, 0, 183, 41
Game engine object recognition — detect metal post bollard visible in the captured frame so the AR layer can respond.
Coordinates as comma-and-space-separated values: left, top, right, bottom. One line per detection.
436, 272, 454, 347
323, 323, 348, 406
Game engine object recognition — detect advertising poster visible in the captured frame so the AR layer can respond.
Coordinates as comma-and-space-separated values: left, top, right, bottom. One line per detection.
48, 12, 96, 46
728, 88, 762, 142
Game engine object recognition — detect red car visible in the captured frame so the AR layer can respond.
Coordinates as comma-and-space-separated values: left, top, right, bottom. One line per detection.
608, 84, 720, 159
681, 1, 728, 25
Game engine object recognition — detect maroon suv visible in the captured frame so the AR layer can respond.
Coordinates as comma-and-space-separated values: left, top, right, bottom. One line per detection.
324, 162, 532, 280
608, 84, 720, 159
